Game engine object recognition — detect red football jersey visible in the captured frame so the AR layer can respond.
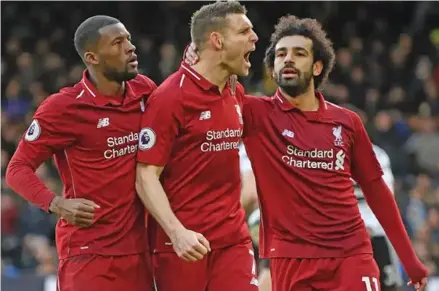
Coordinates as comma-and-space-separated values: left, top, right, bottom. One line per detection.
6, 70, 156, 259
242, 89, 383, 259
137, 63, 251, 252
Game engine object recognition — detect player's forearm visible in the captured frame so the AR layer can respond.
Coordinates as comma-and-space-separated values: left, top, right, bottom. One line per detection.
5, 158, 56, 212
361, 177, 427, 280
135, 165, 185, 237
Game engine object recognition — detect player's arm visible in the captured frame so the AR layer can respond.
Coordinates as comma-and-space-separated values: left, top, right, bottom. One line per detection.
135, 90, 210, 262
5, 96, 99, 227
350, 113, 428, 290
239, 144, 257, 213
258, 267, 272, 291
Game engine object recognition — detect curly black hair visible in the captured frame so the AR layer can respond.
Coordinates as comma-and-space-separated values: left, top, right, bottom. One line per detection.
264, 15, 335, 90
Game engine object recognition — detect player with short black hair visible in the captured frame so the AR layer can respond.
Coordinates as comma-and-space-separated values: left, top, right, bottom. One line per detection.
6, 15, 156, 291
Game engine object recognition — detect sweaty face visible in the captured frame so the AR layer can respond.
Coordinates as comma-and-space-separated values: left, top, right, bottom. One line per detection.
273, 35, 316, 97
221, 14, 258, 76
94, 23, 138, 83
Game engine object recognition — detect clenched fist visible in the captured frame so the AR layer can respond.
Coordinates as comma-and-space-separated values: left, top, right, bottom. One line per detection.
169, 227, 211, 262
49, 196, 100, 227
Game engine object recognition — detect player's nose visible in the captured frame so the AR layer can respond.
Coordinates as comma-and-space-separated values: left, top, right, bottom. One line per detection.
283, 51, 295, 64
250, 29, 258, 43
127, 41, 136, 53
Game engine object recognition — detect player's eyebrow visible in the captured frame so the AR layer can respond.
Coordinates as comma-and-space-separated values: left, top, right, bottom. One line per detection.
238, 24, 252, 33
111, 34, 131, 44
276, 46, 309, 53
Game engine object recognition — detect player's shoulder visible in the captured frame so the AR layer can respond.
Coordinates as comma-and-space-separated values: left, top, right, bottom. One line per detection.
128, 74, 157, 95
324, 100, 362, 128
243, 93, 275, 109
147, 71, 185, 105
38, 83, 83, 114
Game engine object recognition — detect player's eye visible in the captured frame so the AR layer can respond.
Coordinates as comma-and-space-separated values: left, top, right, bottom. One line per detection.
276, 52, 286, 58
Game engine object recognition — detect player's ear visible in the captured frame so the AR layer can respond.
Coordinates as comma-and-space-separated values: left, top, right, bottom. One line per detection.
209, 32, 224, 50
313, 60, 323, 77
84, 51, 99, 65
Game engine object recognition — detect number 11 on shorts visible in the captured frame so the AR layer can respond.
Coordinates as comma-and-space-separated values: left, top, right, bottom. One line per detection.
362, 276, 379, 291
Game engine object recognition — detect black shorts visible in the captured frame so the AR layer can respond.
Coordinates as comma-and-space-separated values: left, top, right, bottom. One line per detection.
371, 235, 403, 288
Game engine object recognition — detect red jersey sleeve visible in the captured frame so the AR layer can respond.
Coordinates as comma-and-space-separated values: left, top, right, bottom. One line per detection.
5, 95, 76, 212
137, 87, 185, 166
350, 113, 383, 186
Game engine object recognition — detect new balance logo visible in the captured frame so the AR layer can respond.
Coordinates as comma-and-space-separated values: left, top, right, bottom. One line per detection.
282, 129, 295, 138
199, 111, 211, 120
97, 118, 110, 128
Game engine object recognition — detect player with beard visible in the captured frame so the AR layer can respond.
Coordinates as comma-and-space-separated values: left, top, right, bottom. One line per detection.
186, 15, 427, 291
6, 15, 156, 291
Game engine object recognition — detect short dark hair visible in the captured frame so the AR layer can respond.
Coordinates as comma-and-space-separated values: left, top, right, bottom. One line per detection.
264, 15, 336, 90
190, 0, 247, 50
74, 15, 120, 59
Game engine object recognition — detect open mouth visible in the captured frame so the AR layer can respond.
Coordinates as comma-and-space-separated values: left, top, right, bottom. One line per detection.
244, 52, 251, 63
243, 49, 255, 67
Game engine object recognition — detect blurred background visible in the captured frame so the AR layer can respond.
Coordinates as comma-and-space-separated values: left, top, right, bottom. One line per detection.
1, 1, 439, 290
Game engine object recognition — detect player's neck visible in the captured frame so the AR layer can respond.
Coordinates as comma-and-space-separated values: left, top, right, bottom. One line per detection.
280, 87, 319, 112
87, 70, 125, 97
192, 53, 229, 92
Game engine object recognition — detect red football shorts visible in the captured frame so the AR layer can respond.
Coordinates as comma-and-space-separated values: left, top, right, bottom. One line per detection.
153, 242, 259, 291
271, 253, 381, 291
57, 252, 154, 291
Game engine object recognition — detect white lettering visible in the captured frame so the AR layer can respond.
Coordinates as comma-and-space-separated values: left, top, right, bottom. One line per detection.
201, 128, 242, 152
201, 141, 240, 152
107, 132, 139, 148
205, 129, 243, 141
282, 145, 344, 171
104, 132, 139, 159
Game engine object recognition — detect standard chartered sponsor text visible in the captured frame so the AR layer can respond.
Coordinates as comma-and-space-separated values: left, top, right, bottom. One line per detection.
282, 145, 344, 170
105, 132, 139, 159
201, 128, 242, 152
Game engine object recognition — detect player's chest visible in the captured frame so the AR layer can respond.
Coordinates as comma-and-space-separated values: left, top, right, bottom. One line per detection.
75, 101, 145, 157
183, 96, 244, 141
260, 111, 353, 171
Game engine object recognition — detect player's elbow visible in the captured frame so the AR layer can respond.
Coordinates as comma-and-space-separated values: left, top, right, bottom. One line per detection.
5, 158, 25, 191
5, 162, 13, 189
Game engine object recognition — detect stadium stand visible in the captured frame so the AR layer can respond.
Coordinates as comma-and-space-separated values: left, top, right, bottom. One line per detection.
2, 2, 439, 290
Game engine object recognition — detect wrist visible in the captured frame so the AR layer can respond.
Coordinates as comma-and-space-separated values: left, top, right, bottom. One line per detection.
48, 196, 63, 215
166, 221, 186, 240
406, 258, 428, 281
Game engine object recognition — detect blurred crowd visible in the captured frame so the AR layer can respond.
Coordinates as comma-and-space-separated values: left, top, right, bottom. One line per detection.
2, 1, 439, 280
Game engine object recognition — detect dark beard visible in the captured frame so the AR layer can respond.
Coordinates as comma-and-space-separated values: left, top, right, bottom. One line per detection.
103, 67, 137, 83
279, 82, 307, 97
275, 67, 313, 98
